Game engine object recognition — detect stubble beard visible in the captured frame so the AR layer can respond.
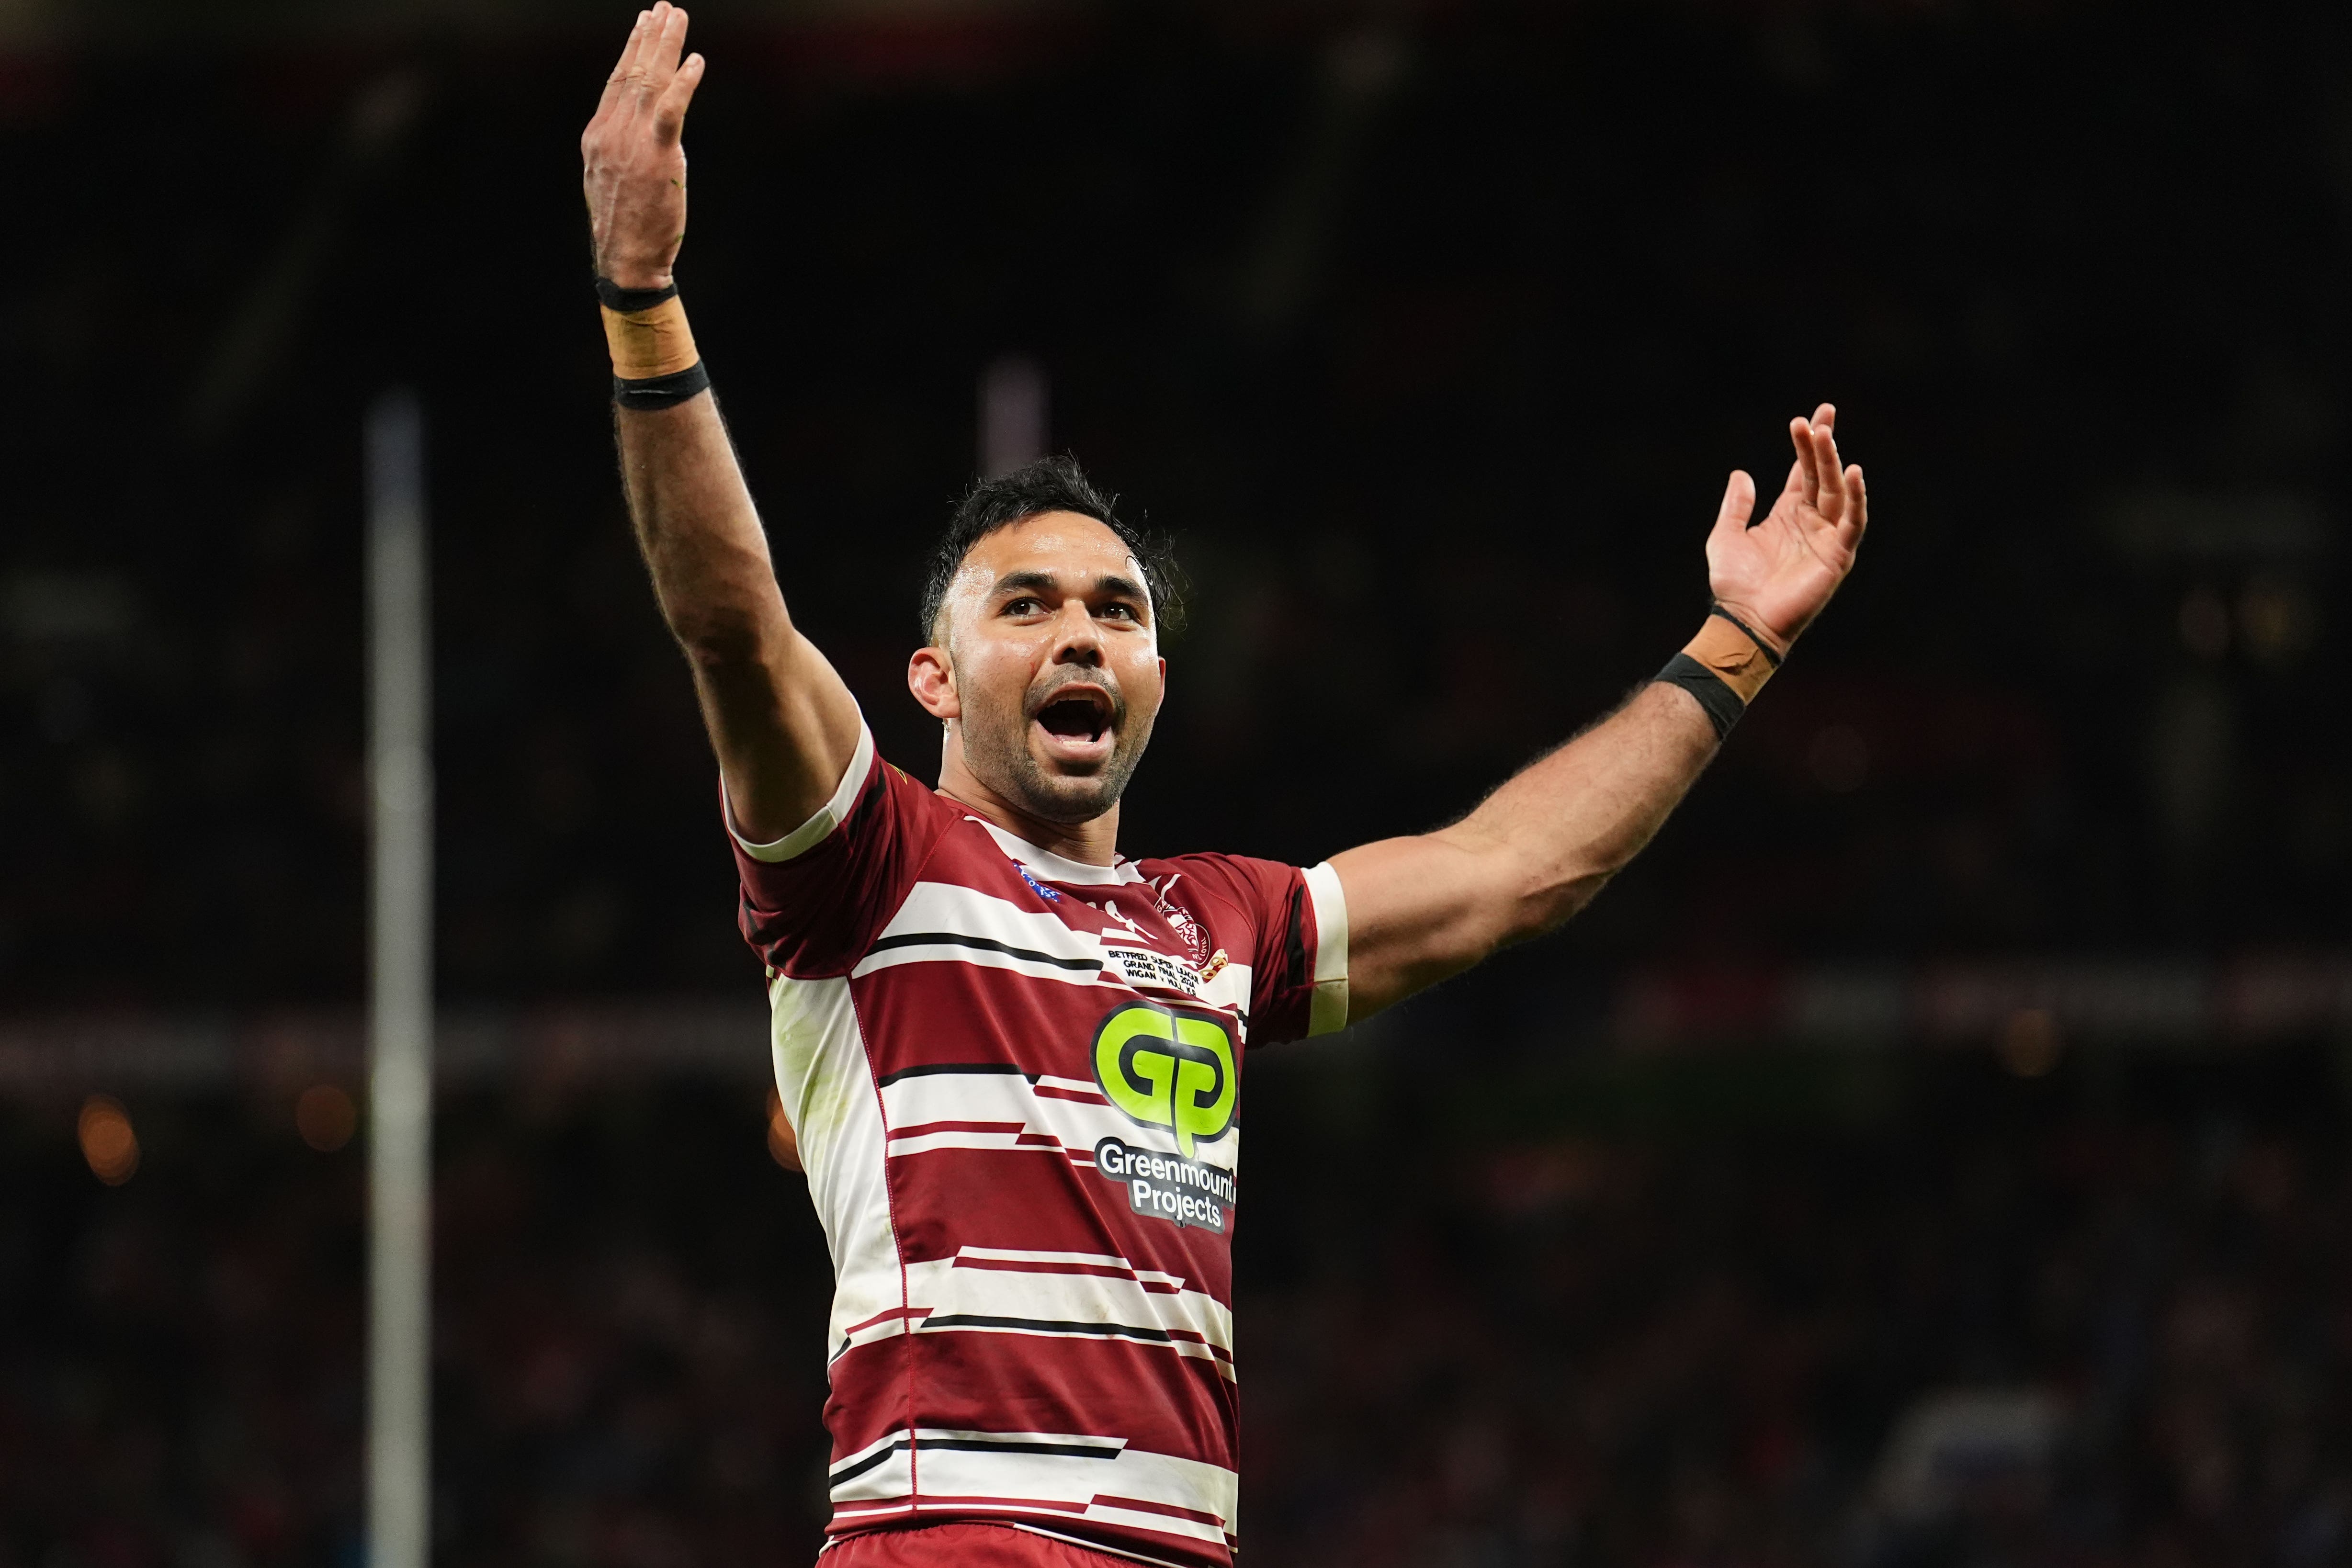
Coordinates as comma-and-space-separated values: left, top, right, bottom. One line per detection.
960, 696, 1157, 827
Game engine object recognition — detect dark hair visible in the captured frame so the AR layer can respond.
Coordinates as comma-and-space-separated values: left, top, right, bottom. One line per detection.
918, 456, 1185, 643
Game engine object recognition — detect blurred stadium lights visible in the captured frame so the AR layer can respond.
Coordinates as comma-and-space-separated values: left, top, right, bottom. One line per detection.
0, 1003, 771, 1096
1617, 952, 2352, 1050
6, 959, 2352, 1098
1864, 1388, 2064, 1530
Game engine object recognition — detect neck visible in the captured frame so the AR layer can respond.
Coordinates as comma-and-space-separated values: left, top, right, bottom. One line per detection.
937, 747, 1122, 867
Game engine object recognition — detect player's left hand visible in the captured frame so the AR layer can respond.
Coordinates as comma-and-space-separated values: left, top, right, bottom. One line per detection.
1704, 404, 1868, 655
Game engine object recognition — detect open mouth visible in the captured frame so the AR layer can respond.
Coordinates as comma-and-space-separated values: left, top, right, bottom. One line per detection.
1033, 686, 1116, 760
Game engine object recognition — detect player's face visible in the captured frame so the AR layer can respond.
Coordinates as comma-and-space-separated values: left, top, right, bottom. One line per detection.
927, 512, 1166, 824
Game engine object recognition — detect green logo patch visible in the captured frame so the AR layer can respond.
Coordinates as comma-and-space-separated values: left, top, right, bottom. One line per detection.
1091, 1003, 1237, 1158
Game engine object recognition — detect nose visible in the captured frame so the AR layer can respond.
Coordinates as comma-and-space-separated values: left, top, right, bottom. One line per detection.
1048, 598, 1103, 666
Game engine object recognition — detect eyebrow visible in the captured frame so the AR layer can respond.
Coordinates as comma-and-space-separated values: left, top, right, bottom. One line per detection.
992, 570, 1153, 615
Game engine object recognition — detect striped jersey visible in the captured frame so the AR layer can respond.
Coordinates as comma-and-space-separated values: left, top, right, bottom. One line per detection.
731, 720, 1349, 1568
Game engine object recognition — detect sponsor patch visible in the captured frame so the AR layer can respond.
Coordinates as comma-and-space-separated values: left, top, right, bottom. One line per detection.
1093, 1137, 1234, 1232
1090, 1002, 1237, 1158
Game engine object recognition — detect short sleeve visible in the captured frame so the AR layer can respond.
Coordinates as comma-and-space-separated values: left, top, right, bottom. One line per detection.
726, 721, 951, 978
1153, 853, 1350, 1046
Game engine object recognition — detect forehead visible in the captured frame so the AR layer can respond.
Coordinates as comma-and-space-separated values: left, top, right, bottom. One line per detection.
958, 511, 1140, 588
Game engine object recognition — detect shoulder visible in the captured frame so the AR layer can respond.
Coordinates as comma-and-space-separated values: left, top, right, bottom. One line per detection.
1134, 851, 1306, 942
1139, 851, 1296, 903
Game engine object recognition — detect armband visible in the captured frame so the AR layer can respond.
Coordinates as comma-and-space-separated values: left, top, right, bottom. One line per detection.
1652, 605, 1783, 741
597, 277, 711, 409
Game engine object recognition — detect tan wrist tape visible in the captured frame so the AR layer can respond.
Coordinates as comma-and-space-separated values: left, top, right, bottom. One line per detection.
1682, 607, 1782, 704
600, 294, 701, 381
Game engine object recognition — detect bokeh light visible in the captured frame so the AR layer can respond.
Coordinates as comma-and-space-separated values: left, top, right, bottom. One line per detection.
1999, 1007, 2063, 1079
296, 1084, 357, 1152
76, 1094, 138, 1185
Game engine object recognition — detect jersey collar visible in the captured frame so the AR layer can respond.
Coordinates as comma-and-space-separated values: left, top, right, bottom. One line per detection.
971, 819, 1143, 887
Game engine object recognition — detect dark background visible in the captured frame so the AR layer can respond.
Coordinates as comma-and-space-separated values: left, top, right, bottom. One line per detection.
5, 2, 2352, 1565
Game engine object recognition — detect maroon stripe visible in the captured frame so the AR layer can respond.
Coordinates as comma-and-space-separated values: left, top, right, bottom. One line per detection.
884, 1150, 1234, 1302
822, 1337, 1238, 1469
840, 1304, 931, 1336
1088, 1495, 1228, 1527
950, 1257, 1138, 1280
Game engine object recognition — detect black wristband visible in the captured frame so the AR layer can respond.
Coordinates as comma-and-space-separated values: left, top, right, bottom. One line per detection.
1653, 653, 1746, 741
613, 361, 712, 409
595, 277, 679, 312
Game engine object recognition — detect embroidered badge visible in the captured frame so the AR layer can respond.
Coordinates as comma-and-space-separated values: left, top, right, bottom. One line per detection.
1152, 875, 1215, 968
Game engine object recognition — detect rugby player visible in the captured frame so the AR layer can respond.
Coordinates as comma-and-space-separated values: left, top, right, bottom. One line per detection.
582, 9, 1868, 1566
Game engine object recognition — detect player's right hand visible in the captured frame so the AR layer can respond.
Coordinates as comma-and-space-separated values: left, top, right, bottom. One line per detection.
582, 3, 705, 290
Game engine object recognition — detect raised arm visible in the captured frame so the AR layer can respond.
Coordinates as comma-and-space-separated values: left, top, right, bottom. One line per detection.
1331, 407, 1868, 1020
582, 3, 860, 842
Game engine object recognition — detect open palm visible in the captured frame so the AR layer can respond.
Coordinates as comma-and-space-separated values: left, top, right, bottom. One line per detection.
583, 3, 705, 291
1706, 404, 1868, 654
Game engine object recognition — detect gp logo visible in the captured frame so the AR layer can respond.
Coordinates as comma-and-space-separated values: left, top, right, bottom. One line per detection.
1091, 1003, 1237, 1158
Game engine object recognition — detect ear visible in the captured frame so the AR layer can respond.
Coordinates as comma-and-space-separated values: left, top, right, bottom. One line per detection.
908, 645, 960, 721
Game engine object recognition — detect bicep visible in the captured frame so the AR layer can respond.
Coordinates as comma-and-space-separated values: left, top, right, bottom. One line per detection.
693, 626, 865, 846
1326, 830, 1522, 1022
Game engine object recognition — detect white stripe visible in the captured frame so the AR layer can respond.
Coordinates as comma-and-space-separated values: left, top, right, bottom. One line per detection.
828, 1431, 1236, 1536
853, 879, 1113, 982
834, 1311, 916, 1357
912, 1442, 1235, 1537
767, 973, 901, 1355
1304, 860, 1350, 1037
1034, 1074, 1106, 1096
885, 1128, 1063, 1157
905, 1254, 1234, 1362
952, 1247, 1191, 1297
826, 1427, 903, 1475
917, 1321, 1229, 1371
829, 1443, 912, 1504
853, 940, 1111, 987
846, 879, 1259, 1026
730, 720, 875, 863
1196, 960, 1253, 1020
955, 1246, 1135, 1268
1066, 1505, 1228, 1546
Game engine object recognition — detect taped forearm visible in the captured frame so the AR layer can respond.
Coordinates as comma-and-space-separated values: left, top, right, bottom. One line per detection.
599, 278, 711, 407
1651, 606, 1782, 740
